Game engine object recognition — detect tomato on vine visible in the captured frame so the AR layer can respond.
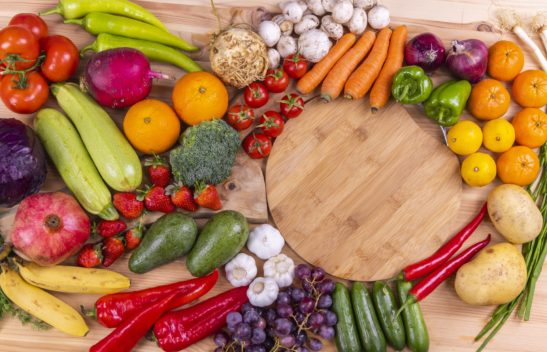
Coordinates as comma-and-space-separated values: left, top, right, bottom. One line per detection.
280, 93, 305, 119
264, 68, 289, 93
1, 71, 49, 114
0, 25, 40, 70
242, 133, 272, 159
8, 13, 48, 41
283, 54, 309, 79
244, 82, 269, 108
40, 35, 79, 82
258, 111, 285, 138
226, 104, 255, 131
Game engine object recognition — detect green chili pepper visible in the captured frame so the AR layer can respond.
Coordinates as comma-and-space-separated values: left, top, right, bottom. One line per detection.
391, 66, 433, 104
81, 33, 202, 72
65, 12, 199, 52
424, 80, 472, 127
40, 0, 168, 31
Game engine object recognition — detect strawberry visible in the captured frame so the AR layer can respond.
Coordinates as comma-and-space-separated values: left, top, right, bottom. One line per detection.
144, 155, 171, 187
138, 185, 175, 213
113, 192, 144, 219
95, 219, 127, 238
125, 226, 143, 250
194, 182, 222, 210
77, 243, 103, 268
167, 184, 198, 212
102, 236, 125, 267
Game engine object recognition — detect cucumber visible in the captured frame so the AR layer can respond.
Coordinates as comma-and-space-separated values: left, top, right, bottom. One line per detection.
51, 82, 142, 192
129, 213, 197, 274
351, 282, 387, 352
34, 108, 118, 220
332, 283, 362, 352
372, 281, 406, 351
186, 211, 249, 277
397, 280, 430, 352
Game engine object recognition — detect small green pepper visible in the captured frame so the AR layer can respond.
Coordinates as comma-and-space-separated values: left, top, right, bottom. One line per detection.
424, 80, 472, 127
391, 66, 433, 104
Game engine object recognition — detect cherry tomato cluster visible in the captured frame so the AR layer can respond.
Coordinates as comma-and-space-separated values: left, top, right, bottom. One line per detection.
225, 54, 309, 159
0, 13, 79, 114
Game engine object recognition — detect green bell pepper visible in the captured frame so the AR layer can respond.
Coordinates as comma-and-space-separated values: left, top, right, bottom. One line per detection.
424, 80, 472, 126
391, 66, 433, 104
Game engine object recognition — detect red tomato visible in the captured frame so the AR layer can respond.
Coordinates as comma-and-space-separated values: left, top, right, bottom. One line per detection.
264, 68, 289, 93
226, 104, 255, 131
258, 111, 285, 138
280, 93, 305, 119
283, 54, 309, 79
40, 35, 79, 82
244, 82, 269, 108
0, 26, 40, 70
1, 71, 49, 114
242, 133, 272, 159
9, 13, 48, 40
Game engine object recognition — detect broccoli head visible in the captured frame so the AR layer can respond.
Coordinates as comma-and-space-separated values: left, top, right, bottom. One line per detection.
169, 119, 240, 186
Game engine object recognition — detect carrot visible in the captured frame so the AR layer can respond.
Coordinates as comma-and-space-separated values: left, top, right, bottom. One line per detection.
320, 31, 377, 102
369, 26, 408, 112
344, 28, 392, 100
296, 33, 357, 95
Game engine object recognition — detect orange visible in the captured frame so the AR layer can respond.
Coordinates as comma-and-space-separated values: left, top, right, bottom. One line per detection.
172, 71, 229, 126
467, 79, 511, 120
512, 70, 547, 108
487, 40, 524, 81
123, 99, 181, 154
512, 108, 547, 148
496, 146, 540, 186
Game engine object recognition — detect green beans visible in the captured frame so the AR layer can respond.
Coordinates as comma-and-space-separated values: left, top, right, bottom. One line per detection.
351, 282, 387, 352
333, 283, 362, 352
81, 33, 202, 72
397, 280, 430, 352
40, 0, 168, 31
372, 281, 406, 350
65, 12, 199, 52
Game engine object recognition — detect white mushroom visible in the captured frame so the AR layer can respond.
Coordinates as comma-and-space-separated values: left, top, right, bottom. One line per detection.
321, 0, 338, 12
271, 14, 294, 36
353, 0, 377, 10
368, 5, 390, 29
306, 0, 326, 16
332, 0, 354, 24
268, 48, 281, 68
280, 1, 306, 23
258, 21, 281, 47
298, 28, 332, 62
277, 35, 298, 57
348, 7, 367, 35
294, 14, 320, 35
321, 15, 344, 39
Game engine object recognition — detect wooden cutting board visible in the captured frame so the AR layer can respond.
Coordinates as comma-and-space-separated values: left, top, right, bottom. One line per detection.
267, 99, 462, 281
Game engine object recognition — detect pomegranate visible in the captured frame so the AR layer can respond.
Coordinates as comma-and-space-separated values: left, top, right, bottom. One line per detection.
11, 192, 90, 266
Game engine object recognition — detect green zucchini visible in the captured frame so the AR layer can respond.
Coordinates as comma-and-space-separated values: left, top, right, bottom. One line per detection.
372, 281, 406, 351
351, 282, 387, 352
34, 108, 118, 220
51, 82, 142, 192
397, 280, 430, 352
332, 283, 361, 352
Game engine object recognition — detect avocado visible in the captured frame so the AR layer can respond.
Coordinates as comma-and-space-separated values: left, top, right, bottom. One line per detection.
186, 210, 249, 277
129, 213, 197, 273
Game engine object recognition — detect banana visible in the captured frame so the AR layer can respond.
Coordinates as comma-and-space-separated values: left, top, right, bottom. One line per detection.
16, 262, 131, 294
0, 266, 89, 337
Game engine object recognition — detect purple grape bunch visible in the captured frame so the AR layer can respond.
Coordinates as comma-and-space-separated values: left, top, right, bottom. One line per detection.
214, 264, 337, 351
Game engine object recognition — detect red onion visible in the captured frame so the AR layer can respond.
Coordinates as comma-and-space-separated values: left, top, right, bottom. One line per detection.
405, 33, 445, 72
446, 39, 488, 83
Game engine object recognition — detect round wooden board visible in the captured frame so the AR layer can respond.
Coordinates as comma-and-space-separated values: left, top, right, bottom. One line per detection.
267, 99, 462, 281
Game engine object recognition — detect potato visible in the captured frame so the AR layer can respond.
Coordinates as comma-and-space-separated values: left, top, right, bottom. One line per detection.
487, 184, 543, 244
455, 242, 527, 305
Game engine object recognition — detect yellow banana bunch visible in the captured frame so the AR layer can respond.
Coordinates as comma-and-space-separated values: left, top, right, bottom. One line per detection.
16, 262, 131, 294
0, 266, 89, 337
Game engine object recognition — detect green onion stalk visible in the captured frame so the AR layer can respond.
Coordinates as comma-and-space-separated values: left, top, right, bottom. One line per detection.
475, 144, 547, 352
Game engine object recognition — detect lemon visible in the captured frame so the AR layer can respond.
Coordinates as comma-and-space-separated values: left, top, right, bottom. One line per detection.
482, 118, 515, 153
461, 152, 497, 187
447, 120, 483, 155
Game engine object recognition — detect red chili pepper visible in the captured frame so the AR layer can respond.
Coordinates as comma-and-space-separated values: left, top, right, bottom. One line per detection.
402, 203, 487, 281
90, 291, 179, 352
403, 234, 491, 306
153, 286, 249, 352
86, 270, 218, 328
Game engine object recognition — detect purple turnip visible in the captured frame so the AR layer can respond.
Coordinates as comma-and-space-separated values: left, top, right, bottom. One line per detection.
81, 48, 171, 109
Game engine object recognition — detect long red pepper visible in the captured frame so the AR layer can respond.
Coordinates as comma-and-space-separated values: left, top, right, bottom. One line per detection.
153, 286, 249, 352
88, 270, 218, 328
90, 291, 180, 352
402, 234, 491, 307
401, 203, 487, 281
